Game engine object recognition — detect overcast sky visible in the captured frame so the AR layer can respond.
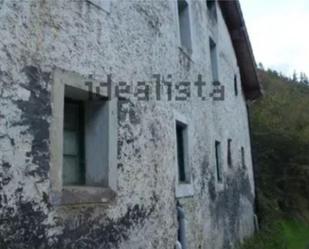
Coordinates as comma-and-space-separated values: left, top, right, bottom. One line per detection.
239, 0, 309, 77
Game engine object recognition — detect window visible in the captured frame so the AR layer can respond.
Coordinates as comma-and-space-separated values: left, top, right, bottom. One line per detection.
63, 88, 111, 188
176, 121, 189, 183
207, 0, 215, 9
241, 147, 246, 169
227, 139, 232, 168
63, 99, 85, 185
209, 38, 219, 82
177, 0, 192, 52
174, 112, 193, 198
206, 0, 217, 21
234, 74, 238, 96
51, 69, 117, 205
215, 141, 223, 182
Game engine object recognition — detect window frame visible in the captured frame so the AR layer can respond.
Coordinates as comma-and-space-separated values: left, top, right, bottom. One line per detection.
176, 0, 193, 55
174, 112, 193, 198
50, 68, 117, 205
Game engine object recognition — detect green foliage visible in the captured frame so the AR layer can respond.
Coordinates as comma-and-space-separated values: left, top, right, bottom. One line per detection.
239, 220, 309, 249
250, 69, 309, 222
240, 69, 309, 249
282, 220, 309, 249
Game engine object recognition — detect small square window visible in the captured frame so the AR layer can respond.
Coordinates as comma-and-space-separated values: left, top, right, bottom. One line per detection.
215, 141, 223, 182
177, 0, 192, 53
227, 139, 232, 168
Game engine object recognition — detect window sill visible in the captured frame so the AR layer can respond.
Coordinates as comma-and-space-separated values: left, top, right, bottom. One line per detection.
176, 183, 194, 198
50, 186, 116, 206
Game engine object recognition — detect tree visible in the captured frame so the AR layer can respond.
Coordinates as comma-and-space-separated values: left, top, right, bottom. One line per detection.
299, 72, 309, 85
292, 71, 298, 82
303, 73, 309, 85
258, 62, 265, 70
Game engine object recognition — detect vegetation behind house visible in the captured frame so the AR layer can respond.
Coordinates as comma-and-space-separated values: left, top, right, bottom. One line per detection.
240, 67, 309, 249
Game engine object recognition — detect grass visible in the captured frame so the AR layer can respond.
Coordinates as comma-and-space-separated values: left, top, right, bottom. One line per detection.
239, 219, 309, 249
281, 220, 309, 249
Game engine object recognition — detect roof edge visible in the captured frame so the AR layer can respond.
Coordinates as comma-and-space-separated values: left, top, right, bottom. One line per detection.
219, 0, 262, 100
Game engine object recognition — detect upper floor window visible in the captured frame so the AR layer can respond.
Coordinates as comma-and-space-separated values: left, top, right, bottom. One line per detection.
215, 140, 223, 183
241, 147, 246, 169
206, 0, 217, 22
234, 74, 239, 96
227, 139, 232, 168
177, 0, 192, 53
209, 38, 219, 82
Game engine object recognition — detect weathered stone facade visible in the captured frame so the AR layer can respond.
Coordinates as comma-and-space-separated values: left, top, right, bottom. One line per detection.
0, 0, 259, 248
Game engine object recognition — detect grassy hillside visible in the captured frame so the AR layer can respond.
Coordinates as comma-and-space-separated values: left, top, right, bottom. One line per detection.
239, 220, 309, 249
240, 69, 309, 249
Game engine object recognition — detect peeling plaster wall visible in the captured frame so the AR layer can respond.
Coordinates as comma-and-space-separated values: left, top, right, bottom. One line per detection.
0, 1, 256, 249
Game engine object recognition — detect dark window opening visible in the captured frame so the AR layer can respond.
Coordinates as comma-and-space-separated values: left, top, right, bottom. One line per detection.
241, 147, 246, 169
176, 121, 188, 183
177, 0, 192, 52
63, 98, 85, 185
206, 0, 217, 21
210, 38, 219, 81
227, 139, 232, 167
215, 141, 223, 182
234, 74, 238, 96
207, 0, 215, 9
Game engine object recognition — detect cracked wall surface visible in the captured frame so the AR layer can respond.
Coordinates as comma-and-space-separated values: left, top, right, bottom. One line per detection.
0, 1, 256, 248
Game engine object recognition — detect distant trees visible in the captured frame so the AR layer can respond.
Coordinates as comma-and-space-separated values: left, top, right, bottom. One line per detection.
258, 62, 264, 70
290, 71, 309, 85
257, 62, 309, 86
299, 72, 309, 85
250, 68, 309, 222
292, 71, 298, 82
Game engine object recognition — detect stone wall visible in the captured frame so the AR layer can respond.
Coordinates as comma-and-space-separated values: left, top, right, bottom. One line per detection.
0, 1, 256, 248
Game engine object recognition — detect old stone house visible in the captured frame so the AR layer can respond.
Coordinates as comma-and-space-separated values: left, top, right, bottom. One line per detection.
0, 0, 261, 248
